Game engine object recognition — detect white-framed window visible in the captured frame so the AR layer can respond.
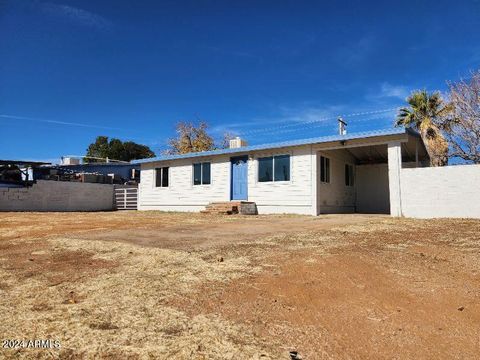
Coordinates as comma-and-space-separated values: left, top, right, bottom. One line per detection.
258, 154, 290, 182
155, 167, 169, 187
193, 162, 211, 185
320, 156, 330, 183
345, 164, 354, 187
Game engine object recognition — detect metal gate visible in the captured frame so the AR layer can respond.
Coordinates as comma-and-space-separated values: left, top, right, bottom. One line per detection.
114, 186, 138, 210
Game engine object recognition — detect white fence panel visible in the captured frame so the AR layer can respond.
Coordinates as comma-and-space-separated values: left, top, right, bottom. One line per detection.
115, 186, 138, 210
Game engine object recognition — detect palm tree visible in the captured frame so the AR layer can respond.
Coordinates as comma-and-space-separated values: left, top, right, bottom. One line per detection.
396, 90, 449, 166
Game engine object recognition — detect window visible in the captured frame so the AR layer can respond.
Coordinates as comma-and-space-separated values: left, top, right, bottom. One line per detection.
193, 162, 211, 185
320, 156, 330, 183
345, 164, 354, 186
258, 155, 290, 182
274, 155, 290, 181
258, 157, 273, 182
155, 167, 169, 187
202, 162, 210, 185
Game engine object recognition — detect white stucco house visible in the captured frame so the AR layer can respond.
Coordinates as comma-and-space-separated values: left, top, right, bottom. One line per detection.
133, 128, 430, 216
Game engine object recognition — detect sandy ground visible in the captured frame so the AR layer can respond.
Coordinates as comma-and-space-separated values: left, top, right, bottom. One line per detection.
0, 211, 479, 359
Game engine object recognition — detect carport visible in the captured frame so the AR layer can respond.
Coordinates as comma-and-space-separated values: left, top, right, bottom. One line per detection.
314, 130, 429, 214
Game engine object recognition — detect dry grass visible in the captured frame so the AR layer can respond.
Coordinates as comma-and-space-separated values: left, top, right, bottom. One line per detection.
0, 235, 274, 359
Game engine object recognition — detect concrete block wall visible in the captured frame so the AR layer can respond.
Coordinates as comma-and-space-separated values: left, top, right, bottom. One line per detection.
400, 164, 480, 218
0, 180, 114, 212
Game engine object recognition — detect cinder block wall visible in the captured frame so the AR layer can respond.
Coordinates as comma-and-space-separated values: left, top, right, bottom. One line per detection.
0, 180, 114, 212
400, 164, 480, 218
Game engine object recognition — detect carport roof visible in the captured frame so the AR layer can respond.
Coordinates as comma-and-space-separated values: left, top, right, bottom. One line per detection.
132, 128, 417, 164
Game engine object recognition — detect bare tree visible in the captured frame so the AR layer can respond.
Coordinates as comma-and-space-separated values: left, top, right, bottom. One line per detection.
166, 121, 214, 155
220, 132, 235, 149
440, 70, 480, 164
166, 121, 233, 155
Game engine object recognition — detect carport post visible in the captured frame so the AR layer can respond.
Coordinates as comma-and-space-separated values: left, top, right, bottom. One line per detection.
310, 147, 319, 216
388, 141, 403, 217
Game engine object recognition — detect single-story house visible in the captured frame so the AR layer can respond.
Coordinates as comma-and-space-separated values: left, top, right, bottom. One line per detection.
132, 128, 429, 216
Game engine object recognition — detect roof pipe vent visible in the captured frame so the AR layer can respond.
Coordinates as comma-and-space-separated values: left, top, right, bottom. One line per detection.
338, 117, 347, 135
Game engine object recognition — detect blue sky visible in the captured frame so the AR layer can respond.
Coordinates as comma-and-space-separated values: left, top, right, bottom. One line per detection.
1, 0, 479, 162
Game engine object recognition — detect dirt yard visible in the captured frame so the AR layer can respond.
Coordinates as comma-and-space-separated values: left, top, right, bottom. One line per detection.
0, 212, 479, 359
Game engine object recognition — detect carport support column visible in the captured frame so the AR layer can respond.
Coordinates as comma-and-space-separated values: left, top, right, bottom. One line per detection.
388, 141, 403, 217
310, 147, 319, 216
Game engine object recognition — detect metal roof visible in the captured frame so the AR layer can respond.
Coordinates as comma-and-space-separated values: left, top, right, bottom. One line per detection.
57, 163, 138, 167
132, 128, 409, 164
0, 160, 51, 166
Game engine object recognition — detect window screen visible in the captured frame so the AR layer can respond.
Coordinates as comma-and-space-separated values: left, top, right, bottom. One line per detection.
193, 163, 202, 185
202, 162, 211, 185
258, 157, 273, 182
320, 156, 330, 183
274, 155, 290, 181
345, 164, 354, 186
161, 167, 169, 187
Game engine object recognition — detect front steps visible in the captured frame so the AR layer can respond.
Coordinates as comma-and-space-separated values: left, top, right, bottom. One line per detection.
201, 201, 257, 215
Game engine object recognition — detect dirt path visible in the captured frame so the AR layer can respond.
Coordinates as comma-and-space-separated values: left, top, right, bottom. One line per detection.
0, 211, 381, 249
72, 214, 383, 250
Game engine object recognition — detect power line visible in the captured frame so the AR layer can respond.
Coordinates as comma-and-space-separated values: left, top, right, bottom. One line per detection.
344, 113, 395, 124
236, 107, 400, 136
244, 112, 398, 139
339, 107, 400, 118
0, 114, 129, 131
247, 121, 334, 138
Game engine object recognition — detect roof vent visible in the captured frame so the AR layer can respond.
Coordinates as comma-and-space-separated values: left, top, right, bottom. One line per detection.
229, 136, 248, 149
338, 117, 347, 135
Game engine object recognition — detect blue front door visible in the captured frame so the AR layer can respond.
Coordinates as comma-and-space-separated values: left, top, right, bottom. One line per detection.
231, 156, 248, 200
